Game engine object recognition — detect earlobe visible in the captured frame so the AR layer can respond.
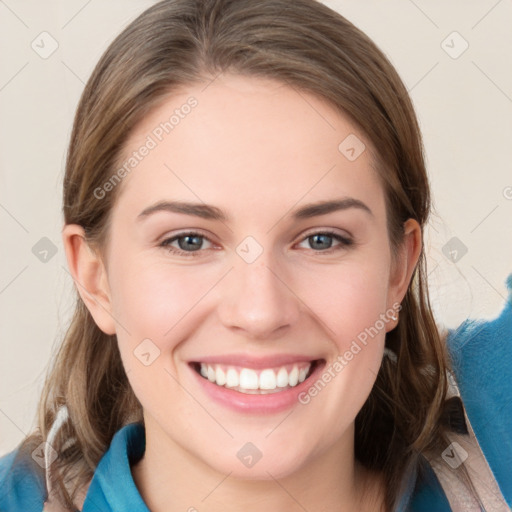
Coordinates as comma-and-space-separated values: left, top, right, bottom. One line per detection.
386, 218, 422, 329
61, 224, 117, 335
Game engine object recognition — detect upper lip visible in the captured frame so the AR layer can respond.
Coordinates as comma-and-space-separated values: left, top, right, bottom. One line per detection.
190, 354, 322, 369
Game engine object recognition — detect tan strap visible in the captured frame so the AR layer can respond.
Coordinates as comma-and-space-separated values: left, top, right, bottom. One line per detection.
427, 372, 511, 511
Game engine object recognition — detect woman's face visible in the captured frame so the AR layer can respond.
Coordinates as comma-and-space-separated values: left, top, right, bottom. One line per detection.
92, 74, 412, 479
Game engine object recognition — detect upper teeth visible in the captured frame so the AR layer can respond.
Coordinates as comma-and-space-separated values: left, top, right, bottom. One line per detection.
199, 363, 311, 392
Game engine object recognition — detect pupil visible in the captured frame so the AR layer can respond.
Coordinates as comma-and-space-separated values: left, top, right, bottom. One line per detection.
310, 234, 332, 250
179, 235, 202, 251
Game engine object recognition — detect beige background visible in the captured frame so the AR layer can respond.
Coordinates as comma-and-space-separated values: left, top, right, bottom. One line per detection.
1, 0, 511, 455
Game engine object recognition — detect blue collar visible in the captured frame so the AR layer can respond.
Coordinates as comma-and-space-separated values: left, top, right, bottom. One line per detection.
82, 422, 149, 512
80, 421, 432, 512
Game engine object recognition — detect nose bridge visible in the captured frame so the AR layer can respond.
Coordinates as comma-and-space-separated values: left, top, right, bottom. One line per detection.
217, 248, 300, 338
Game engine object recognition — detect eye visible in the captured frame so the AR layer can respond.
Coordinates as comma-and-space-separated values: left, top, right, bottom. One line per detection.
159, 229, 353, 258
296, 230, 353, 253
160, 232, 214, 257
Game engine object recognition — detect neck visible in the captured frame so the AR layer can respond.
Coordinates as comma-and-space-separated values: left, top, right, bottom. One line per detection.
131, 417, 385, 512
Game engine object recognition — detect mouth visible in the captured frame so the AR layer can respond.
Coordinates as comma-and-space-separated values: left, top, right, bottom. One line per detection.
190, 359, 323, 395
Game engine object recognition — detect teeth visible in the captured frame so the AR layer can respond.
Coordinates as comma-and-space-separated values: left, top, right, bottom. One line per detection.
259, 369, 276, 390
276, 367, 288, 387
197, 362, 313, 392
288, 366, 299, 386
225, 368, 239, 388
239, 368, 259, 389
216, 367, 226, 386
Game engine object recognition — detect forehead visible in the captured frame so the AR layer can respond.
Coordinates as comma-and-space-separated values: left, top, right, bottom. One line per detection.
112, 73, 385, 223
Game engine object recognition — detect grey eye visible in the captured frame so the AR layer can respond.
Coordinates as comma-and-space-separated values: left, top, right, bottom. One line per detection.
308, 233, 334, 250
177, 234, 204, 251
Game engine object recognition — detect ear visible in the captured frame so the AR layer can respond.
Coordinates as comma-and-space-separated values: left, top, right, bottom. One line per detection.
385, 218, 422, 331
62, 224, 116, 335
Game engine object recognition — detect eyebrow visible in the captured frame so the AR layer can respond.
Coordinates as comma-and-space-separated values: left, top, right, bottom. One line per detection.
137, 198, 373, 222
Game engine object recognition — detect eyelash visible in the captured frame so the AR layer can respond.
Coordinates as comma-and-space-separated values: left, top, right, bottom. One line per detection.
159, 229, 353, 258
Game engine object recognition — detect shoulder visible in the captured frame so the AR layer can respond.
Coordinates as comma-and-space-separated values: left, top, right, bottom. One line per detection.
0, 445, 47, 512
403, 274, 512, 511
406, 457, 451, 512
445, 273, 512, 507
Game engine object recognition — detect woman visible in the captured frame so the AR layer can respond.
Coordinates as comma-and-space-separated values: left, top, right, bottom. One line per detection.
1, 1, 510, 510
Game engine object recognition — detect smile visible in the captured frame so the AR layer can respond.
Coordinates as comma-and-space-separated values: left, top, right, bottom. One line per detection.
192, 360, 321, 394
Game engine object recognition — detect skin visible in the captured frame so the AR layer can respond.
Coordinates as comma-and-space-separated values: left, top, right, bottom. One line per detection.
63, 73, 421, 511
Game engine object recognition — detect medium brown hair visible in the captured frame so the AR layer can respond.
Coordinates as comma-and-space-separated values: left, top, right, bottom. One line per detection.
18, 0, 451, 509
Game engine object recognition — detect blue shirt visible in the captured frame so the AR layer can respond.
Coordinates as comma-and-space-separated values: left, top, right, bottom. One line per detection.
2, 275, 511, 511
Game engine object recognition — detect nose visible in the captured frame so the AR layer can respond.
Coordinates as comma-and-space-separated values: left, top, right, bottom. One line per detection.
216, 255, 301, 340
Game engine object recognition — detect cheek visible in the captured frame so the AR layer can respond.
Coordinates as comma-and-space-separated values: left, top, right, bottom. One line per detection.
109, 258, 214, 344
108, 257, 227, 403
110, 262, 213, 411
290, 250, 391, 418
293, 252, 392, 346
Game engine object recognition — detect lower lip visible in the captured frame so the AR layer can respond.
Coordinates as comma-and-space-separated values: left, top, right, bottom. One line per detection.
190, 361, 325, 414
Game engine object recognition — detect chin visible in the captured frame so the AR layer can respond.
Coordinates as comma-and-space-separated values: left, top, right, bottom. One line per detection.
199, 439, 312, 481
